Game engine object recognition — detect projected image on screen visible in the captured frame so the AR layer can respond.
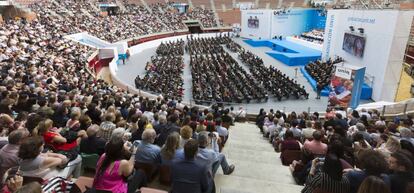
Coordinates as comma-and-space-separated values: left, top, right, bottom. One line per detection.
342, 32, 366, 58
248, 16, 259, 28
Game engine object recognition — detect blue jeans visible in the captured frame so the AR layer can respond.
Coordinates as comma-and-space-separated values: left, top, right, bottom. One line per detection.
212, 153, 231, 175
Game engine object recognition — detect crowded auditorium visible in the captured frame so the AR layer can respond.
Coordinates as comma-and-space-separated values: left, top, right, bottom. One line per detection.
0, 0, 413, 193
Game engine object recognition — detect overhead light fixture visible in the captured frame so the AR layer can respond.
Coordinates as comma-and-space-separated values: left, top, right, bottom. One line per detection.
358, 28, 364, 34
349, 26, 354, 32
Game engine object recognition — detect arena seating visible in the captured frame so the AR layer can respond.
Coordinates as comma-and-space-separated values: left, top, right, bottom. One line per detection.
13, 0, 41, 6
2, 1, 413, 193
215, 0, 234, 10
191, 0, 211, 9
217, 9, 241, 26
282, 0, 307, 8
258, 0, 274, 8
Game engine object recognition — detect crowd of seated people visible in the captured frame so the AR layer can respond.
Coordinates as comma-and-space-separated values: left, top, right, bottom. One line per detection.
149, 2, 218, 30
135, 40, 185, 100
187, 36, 268, 104
0, 2, 238, 192
25, 0, 219, 43
186, 7, 218, 28
235, 47, 309, 101
255, 107, 414, 193
225, 41, 243, 53
304, 57, 344, 90
299, 29, 325, 44
149, 3, 188, 31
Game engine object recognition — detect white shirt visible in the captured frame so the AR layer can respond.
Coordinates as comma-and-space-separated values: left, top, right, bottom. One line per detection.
236, 109, 246, 118
143, 111, 154, 122
216, 126, 228, 137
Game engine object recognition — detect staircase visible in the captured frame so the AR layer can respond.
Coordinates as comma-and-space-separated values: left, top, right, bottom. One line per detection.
209, 0, 222, 28
215, 122, 303, 193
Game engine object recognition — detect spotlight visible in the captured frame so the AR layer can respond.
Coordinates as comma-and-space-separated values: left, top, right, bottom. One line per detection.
358, 28, 364, 34
349, 26, 354, 32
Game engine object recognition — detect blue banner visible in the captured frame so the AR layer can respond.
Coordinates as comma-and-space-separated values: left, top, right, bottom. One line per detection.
350, 67, 366, 109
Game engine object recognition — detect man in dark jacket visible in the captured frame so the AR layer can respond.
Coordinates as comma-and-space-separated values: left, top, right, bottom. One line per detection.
171, 139, 212, 193
155, 114, 180, 147
80, 124, 106, 155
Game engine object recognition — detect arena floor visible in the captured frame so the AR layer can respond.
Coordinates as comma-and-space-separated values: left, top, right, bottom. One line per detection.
117, 37, 370, 113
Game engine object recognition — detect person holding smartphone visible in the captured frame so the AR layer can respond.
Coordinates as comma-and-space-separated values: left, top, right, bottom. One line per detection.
93, 137, 142, 193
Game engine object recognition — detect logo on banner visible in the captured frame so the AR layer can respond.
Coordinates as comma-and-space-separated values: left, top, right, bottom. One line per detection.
335, 66, 352, 79
324, 14, 334, 59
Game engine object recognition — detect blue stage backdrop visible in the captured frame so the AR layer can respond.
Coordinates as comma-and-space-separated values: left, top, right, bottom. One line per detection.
270, 9, 326, 38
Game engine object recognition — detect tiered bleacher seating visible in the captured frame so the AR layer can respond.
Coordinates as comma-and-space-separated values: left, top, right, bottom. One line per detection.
257, 0, 271, 8
170, 0, 188, 3
217, 9, 241, 26
14, 0, 42, 6
191, 0, 211, 9
145, 0, 163, 5
215, 0, 234, 11
282, 0, 306, 8
124, 0, 142, 5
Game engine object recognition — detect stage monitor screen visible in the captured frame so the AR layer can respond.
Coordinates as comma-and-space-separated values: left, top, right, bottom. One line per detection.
248, 16, 259, 28
342, 32, 366, 58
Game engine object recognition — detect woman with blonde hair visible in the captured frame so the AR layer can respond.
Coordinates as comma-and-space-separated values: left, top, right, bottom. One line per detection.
66, 110, 81, 131
179, 126, 193, 148
160, 132, 181, 165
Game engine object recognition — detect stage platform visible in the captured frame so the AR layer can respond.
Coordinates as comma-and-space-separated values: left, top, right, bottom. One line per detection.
300, 66, 373, 100
244, 39, 322, 66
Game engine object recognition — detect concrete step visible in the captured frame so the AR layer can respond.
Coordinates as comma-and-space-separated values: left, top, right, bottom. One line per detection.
215, 174, 303, 193
222, 148, 280, 165
224, 139, 275, 152
215, 122, 301, 193
223, 158, 296, 184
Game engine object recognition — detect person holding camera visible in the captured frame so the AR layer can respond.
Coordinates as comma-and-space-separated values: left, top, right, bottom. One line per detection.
196, 132, 235, 176
93, 136, 146, 193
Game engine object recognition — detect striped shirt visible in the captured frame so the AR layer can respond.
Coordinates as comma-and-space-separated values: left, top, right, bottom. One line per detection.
302, 172, 350, 193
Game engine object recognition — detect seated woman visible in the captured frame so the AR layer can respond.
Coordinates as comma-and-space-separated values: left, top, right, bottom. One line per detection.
160, 132, 181, 165
18, 136, 77, 180
206, 122, 221, 152
179, 126, 193, 148
302, 153, 350, 193
280, 130, 301, 153
66, 110, 81, 131
37, 119, 85, 152
262, 116, 275, 138
344, 149, 389, 193
93, 136, 145, 193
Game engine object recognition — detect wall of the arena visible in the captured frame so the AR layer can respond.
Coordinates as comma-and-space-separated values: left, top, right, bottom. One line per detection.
240, 9, 326, 39
322, 9, 414, 102
65, 32, 111, 49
